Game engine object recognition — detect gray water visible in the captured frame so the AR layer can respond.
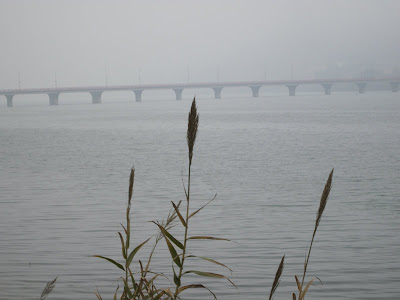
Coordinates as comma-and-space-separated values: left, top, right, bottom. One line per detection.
0, 92, 399, 299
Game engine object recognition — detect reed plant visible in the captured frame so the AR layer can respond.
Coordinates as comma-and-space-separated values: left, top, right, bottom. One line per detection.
94, 97, 335, 300
268, 169, 334, 300
94, 98, 233, 300
291, 168, 334, 300
94, 167, 170, 299
152, 98, 235, 300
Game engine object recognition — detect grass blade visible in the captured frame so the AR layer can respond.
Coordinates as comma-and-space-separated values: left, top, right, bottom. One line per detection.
126, 238, 151, 268
153, 221, 184, 250
165, 236, 182, 268
94, 255, 125, 271
178, 284, 217, 300
183, 270, 236, 288
118, 232, 126, 259
295, 275, 301, 292
171, 201, 187, 227
94, 290, 103, 300
299, 278, 317, 300
187, 236, 230, 242
187, 255, 233, 273
174, 269, 181, 287
153, 288, 173, 300
120, 223, 127, 235
113, 285, 119, 300
122, 278, 134, 299
189, 194, 217, 219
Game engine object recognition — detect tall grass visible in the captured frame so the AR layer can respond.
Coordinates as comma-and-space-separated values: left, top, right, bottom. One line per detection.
93, 97, 334, 300
292, 168, 334, 300
268, 169, 334, 300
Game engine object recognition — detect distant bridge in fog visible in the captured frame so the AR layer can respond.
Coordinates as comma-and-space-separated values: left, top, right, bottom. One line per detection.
1, 77, 399, 107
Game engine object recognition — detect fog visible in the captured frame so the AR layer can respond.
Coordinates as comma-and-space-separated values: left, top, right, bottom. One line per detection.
1, 0, 399, 89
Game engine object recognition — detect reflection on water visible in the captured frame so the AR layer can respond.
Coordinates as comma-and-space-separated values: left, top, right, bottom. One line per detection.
0, 93, 399, 299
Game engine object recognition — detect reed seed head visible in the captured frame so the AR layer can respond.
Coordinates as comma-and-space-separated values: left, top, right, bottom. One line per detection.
40, 277, 57, 300
316, 168, 334, 227
269, 255, 285, 300
187, 97, 199, 165
129, 166, 135, 205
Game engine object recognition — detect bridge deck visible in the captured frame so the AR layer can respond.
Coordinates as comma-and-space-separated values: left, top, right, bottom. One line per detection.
1, 78, 399, 95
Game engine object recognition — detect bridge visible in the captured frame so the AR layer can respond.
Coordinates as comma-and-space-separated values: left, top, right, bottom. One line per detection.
1, 77, 399, 107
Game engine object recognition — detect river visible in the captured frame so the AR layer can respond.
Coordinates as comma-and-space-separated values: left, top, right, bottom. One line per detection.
0, 91, 399, 299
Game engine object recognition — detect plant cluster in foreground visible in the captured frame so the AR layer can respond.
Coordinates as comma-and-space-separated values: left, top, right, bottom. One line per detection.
39, 98, 335, 300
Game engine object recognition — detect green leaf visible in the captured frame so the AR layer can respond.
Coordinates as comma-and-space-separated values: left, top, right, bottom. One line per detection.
188, 236, 230, 242
299, 278, 315, 300
165, 236, 182, 268
113, 285, 119, 300
153, 288, 173, 300
128, 268, 136, 291
147, 273, 160, 287
94, 255, 124, 271
187, 255, 232, 273
183, 270, 236, 288
126, 238, 151, 268
121, 223, 127, 235
177, 284, 217, 300
189, 194, 217, 219
174, 271, 181, 287
299, 277, 322, 300
295, 275, 301, 292
122, 278, 134, 299
153, 221, 184, 250
118, 232, 126, 259
153, 291, 166, 300
184, 270, 224, 278
172, 201, 187, 227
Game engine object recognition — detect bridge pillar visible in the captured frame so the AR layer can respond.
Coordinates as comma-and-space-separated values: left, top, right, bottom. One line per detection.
173, 88, 183, 100
250, 86, 261, 97
5, 94, 14, 107
133, 89, 143, 102
213, 87, 223, 99
90, 91, 103, 104
321, 83, 333, 95
286, 84, 297, 96
356, 82, 367, 94
48, 92, 60, 106
390, 82, 399, 92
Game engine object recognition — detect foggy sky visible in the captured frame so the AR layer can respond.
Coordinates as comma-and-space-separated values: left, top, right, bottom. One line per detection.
1, 0, 399, 89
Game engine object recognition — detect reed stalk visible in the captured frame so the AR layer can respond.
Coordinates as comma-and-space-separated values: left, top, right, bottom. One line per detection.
291, 168, 334, 300
173, 98, 199, 299
300, 168, 333, 289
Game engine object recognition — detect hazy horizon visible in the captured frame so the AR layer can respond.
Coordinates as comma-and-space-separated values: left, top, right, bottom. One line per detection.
1, 0, 399, 89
